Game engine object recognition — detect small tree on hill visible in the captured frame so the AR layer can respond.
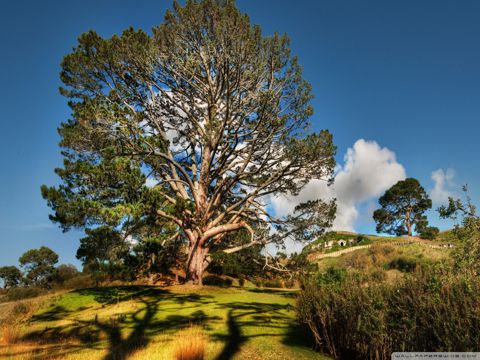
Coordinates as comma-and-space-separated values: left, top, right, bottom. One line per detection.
373, 178, 434, 237
19, 246, 59, 287
0, 266, 23, 288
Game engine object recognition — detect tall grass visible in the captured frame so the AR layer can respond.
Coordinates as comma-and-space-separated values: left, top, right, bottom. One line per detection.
297, 266, 480, 359
0, 324, 20, 345
174, 325, 207, 360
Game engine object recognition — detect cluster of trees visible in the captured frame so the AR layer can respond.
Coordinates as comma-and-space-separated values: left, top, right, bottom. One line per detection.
0, 246, 79, 289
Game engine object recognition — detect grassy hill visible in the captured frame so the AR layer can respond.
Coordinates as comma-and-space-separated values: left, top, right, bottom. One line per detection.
0, 231, 459, 359
303, 230, 455, 259
0, 285, 328, 360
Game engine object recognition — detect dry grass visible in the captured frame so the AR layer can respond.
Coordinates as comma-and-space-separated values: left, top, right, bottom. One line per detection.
174, 325, 207, 360
0, 324, 20, 345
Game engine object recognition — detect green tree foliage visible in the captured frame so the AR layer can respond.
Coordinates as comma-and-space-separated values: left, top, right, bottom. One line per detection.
373, 178, 434, 236
18, 247, 59, 287
41, 0, 336, 284
0, 266, 23, 288
417, 224, 440, 240
439, 186, 480, 275
76, 227, 130, 282
209, 229, 264, 278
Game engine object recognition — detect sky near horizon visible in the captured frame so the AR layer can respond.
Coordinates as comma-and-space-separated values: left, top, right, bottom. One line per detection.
0, 0, 479, 268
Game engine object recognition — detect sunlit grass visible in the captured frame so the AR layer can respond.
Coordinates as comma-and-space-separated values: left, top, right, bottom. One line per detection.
0, 285, 328, 359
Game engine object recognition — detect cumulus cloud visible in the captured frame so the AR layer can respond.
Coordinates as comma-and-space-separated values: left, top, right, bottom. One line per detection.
430, 168, 456, 205
270, 139, 406, 232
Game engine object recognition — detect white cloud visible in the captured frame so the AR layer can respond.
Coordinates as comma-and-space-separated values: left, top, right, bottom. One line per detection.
0, 223, 55, 231
270, 139, 406, 232
430, 168, 456, 205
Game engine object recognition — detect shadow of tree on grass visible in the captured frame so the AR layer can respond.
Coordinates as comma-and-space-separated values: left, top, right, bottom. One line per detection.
22, 286, 219, 360
212, 301, 304, 360
17, 286, 311, 360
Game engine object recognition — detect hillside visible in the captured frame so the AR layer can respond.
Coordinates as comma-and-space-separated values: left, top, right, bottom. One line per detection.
303, 230, 454, 261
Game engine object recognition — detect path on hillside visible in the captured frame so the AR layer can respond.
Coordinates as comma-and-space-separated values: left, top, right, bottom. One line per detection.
309, 238, 451, 260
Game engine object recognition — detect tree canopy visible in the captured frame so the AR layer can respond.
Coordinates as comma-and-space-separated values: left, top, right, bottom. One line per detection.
19, 246, 59, 287
41, 0, 336, 284
373, 178, 432, 236
0, 266, 22, 289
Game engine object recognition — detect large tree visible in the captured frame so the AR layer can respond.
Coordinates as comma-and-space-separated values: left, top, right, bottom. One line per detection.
373, 178, 432, 236
41, 0, 336, 285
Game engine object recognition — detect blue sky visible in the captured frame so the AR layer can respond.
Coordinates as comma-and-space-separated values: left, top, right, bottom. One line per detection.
0, 0, 479, 268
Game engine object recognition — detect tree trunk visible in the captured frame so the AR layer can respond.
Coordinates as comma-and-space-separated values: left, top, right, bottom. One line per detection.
186, 244, 209, 286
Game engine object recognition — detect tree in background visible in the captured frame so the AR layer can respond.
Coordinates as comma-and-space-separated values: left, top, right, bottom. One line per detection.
55, 264, 80, 285
19, 246, 59, 287
373, 178, 436, 237
439, 185, 480, 274
76, 227, 130, 282
41, 0, 336, 284
0, 266, 23, 288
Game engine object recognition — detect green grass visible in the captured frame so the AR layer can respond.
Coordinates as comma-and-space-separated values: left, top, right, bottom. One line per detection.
314, 242, 451, 277
1, 285, 328, 360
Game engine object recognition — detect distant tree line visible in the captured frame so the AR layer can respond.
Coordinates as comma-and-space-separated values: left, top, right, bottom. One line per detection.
0, 246, 81, 290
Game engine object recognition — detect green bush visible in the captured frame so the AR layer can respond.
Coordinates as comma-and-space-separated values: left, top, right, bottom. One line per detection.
297, 268, 480, 359
316, 267, 348, 285
5, 287, 45, 301
356, 236, 373, 245
387, 256, 417, 272
419, 226, 440, 240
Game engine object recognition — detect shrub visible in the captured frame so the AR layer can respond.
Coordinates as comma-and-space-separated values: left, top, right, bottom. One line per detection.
387, 256, 417, 272
202, 275, 232, 287
297, 269, 480, 359
261, 278, 283, 288
62, 274, 95, 289
238, 275, 245, 287
65, 274, 94, 289
355, 236, 373, 245
369, 269, 387, 282
284, 278, 297, 288
6, 287, 44, 301
418, 226, 440, 240
316, 267, 348, 286
12, 302, 29, 316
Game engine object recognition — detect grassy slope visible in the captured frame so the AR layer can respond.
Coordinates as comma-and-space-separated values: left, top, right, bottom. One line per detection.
314, 242, 452, 283
0, 285, 328, 360
304, 230, 455, 260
